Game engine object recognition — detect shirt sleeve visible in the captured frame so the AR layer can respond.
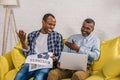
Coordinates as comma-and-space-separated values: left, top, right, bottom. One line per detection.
22, 33, 35, 57
55, 34, 63, 61
22, 47, 30, 52
79, 38, 100, 61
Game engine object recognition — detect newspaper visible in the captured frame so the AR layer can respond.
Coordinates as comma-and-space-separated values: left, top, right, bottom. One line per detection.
25, 52, 53, 71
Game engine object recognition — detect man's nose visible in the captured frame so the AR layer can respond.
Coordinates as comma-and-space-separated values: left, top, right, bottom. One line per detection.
83, 28, 87, 31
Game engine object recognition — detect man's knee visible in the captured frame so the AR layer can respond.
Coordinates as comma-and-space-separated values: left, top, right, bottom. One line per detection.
48, 69, 58, 76
71, 71, 88, 80
47, 69, 61, 80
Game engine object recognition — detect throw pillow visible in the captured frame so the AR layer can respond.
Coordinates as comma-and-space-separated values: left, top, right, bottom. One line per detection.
92, 37, 120, 71
11, 47, 26, 71
0, 56, 9, 80
102, 56, 120, 79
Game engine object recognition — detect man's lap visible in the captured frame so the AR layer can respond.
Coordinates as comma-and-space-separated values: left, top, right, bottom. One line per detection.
48, 65, 92, 80
15, 63, 51, 80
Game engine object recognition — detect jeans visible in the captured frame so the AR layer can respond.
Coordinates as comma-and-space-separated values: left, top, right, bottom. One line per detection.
14, 63, 51, 80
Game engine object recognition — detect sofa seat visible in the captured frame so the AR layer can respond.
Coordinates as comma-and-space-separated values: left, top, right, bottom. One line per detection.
62, 70, 120, 80
0, 36, 120, 80
4, 69, 33, 80
62, 71, 105, 80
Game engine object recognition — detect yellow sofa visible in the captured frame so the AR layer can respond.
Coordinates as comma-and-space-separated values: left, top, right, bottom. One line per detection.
0, 36, 120, 80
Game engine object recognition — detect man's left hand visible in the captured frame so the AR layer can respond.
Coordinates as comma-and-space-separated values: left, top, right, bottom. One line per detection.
65, 39, 80, 52
51, 55, 56, 62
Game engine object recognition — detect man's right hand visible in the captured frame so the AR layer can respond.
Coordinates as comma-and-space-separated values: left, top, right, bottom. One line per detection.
16, 30, 28, 49
16, 30, 26, 43
57, 62, 65, 71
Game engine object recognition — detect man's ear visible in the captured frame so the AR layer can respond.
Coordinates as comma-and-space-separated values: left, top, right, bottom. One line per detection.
92, 28, 94, 32
92, 26, 94, 32
42, 20, 45, 25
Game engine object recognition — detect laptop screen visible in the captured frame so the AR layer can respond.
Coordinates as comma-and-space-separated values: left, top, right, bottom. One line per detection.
60, 52, 88, 71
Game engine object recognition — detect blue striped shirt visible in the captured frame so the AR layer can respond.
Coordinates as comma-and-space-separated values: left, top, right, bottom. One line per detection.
63, 34, 100, 64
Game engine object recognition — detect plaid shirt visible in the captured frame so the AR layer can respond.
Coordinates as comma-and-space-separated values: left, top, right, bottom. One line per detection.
23, 30, 63, 61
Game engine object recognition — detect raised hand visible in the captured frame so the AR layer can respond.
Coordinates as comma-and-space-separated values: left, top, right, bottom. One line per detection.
16, 30, 26, 43
65, 39, 80, 52
16, 30, 28, 49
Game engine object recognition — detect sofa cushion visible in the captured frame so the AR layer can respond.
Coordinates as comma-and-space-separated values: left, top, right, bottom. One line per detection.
108, 77, 120, 80
4, 69, 17, 80
92, 37, 120, 71
102, 56, 120, 79
4, 51, 14, 70
11, 47, 26, 71
86, 71, 104, 80
0, 56, 9, 80
4, 69, 34, 80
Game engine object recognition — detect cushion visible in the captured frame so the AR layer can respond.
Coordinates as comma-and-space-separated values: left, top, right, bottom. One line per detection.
0, 56, 9, 80
15, 41, 22, 49
63, 38, 67, 47
102, 56, 120, 79
4, 51, 14, 70
92, 37, 120, 71
4, 69, 33, 80
109, 77, 120, 80
86, 71, 104, 80
4, 69, 17, 80
11, 47, 26, 71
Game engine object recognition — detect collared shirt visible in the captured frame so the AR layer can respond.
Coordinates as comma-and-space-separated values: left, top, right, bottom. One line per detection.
63, 34, 100, 64
23, 30, 63, 61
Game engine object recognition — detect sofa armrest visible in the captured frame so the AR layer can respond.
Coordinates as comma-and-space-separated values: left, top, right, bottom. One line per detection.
0, 56, 9, 80
4, 51, 14, 70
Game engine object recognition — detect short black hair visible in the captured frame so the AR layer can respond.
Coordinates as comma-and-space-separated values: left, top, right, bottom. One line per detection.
84, 18, 95, 26
42, 13, 55, 21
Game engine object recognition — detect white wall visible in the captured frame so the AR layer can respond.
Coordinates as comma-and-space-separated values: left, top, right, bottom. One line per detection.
0, 0, 120, 55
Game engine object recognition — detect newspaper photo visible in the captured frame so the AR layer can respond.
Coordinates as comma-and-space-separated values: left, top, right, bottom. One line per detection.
25, 52, 53, 71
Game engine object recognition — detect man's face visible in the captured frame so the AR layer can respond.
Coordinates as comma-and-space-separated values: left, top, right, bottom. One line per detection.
81, 21, 94, 37
42, 16, 56, 34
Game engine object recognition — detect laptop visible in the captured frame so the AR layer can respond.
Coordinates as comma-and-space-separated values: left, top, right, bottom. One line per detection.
60, 52, 88, 71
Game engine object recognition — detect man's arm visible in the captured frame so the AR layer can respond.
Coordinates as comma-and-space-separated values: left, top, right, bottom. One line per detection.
79, 39, 100, 61
63, 36, 79, 52
55, 34, 63, 61
63, 36, 100, 61
65, 39, 80, 52
17, 30, 38, 57
16, 30, 28, 49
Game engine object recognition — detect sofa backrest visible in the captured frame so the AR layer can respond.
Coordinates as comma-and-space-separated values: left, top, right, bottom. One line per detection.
11, 37, 120, 71
92, 36, 120, 71
4, 51, 14, 70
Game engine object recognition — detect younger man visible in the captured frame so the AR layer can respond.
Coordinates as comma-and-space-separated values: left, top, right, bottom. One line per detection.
14, 13, 63, 80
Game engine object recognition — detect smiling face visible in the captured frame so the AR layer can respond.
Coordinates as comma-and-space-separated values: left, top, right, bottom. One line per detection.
81, 21, 94, 37
41, 16, 56, 34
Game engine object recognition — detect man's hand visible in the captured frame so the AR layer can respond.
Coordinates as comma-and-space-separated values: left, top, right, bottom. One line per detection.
16, 30, 28, 49
57, 62, 65, 71
16, 30, 26, 43
51, 55, 57, 62
65, 39, 80, 52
